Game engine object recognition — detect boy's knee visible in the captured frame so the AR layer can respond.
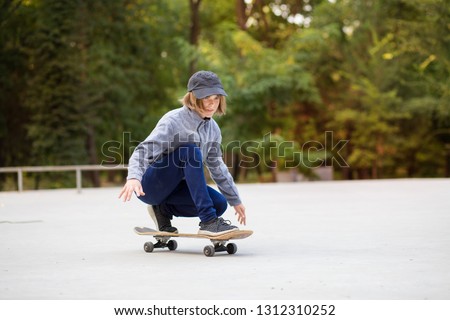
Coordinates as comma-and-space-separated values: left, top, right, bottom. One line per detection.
215, 196, 228, 217
178, 143, 202, 163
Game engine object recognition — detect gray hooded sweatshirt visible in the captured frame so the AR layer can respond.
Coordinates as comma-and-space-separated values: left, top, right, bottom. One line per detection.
127, 106, 241, 206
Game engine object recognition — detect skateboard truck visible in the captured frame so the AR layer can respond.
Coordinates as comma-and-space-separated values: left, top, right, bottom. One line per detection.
203, 240, 237, 257
143, 236, 178, 253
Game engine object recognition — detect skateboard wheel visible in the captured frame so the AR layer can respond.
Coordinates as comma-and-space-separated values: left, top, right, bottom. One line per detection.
143, 242, 154, 253
167, 240, 177, 251
203, 245, 215, 257
226, 243, 237, 255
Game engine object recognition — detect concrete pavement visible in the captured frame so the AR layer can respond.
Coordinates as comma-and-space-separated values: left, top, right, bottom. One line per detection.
1, 179, 449, 299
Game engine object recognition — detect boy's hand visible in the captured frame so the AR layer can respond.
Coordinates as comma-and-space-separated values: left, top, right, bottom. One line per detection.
118, 179, 145, 202
233, 203, 246, 225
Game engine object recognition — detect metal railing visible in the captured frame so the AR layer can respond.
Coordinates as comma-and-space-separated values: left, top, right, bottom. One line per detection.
0, 165, 127, 193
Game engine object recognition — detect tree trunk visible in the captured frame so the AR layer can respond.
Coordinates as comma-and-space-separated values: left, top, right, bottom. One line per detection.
86, 126, 101, 187
407, 151, 416, 177
445, 145, 450, 177
232, 152, 241, 181
189, 0, 201, 75
255, 0, 271, 45
342, 129, 354, 179
236, 0, 247, 30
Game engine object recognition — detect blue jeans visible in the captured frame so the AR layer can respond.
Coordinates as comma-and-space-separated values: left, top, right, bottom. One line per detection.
138, 144, 227, 222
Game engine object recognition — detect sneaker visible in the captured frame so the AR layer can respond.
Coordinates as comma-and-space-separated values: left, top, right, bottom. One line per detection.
198, 217, 238, 236
147, 205, 178, 233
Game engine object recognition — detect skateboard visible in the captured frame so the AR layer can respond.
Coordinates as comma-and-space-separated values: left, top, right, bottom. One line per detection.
134, 227, 253, 257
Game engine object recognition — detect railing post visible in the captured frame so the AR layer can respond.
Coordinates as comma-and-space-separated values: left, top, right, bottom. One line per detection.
18, 169, 23, 192
76, 168, 82, 193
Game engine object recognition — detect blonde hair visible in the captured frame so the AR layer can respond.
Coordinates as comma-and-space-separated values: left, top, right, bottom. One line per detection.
180, 92, 227, 116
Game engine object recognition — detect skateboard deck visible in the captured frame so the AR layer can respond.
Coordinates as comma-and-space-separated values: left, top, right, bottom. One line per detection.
134, 227, 253, 257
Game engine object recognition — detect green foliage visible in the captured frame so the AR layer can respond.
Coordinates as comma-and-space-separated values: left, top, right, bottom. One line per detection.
0, 0, 35, 168
0, 0, 449, 188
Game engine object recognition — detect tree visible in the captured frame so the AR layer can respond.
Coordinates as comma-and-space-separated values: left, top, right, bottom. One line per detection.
305, 0, 449, 178
1, 0, 448, 191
